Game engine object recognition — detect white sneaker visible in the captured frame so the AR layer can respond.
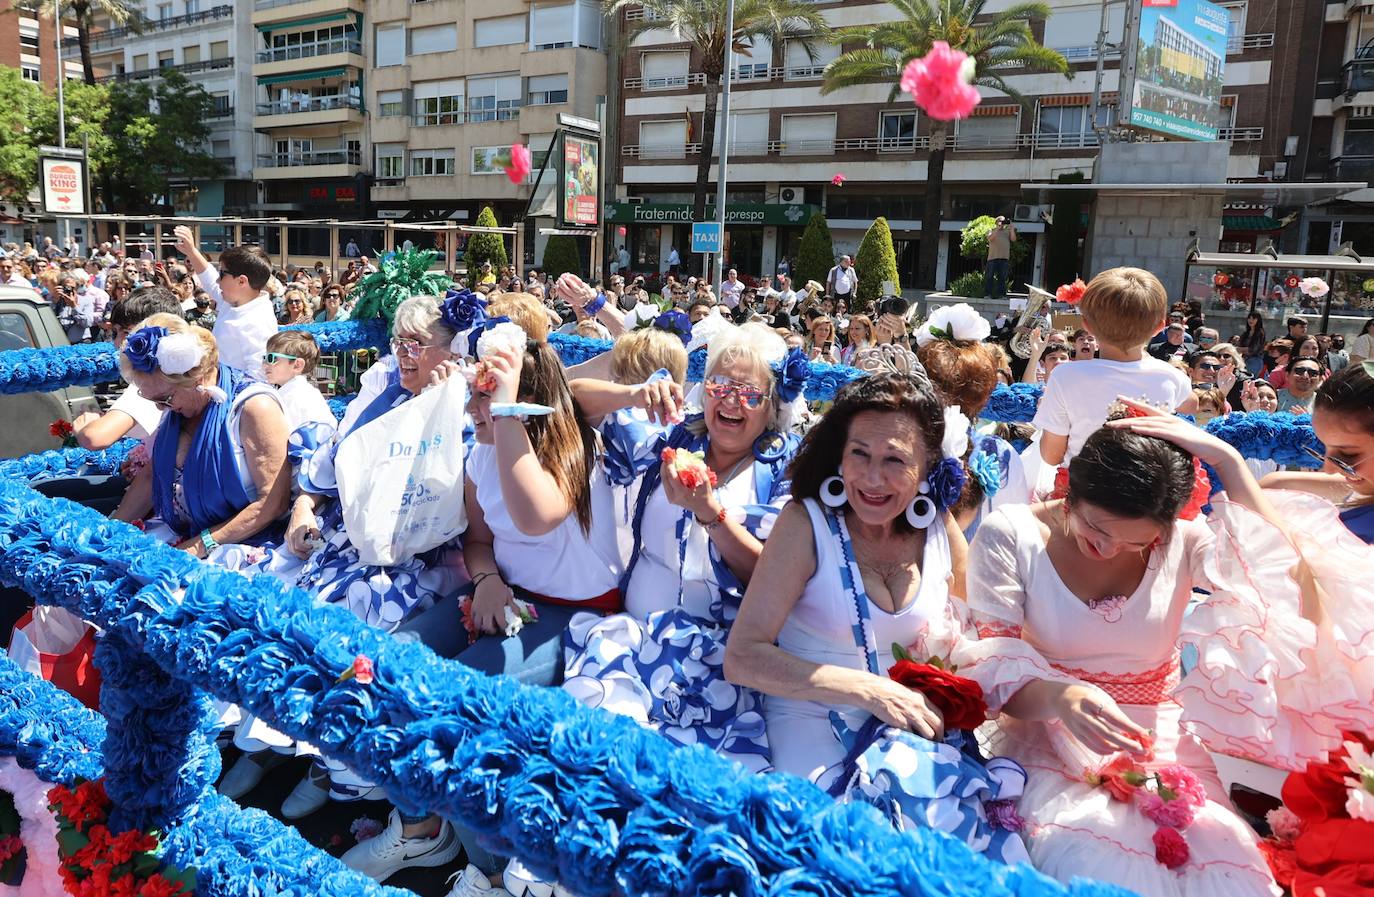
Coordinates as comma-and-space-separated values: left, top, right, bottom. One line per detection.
280, 773, 330, 820
218, 752, 283, 800
502, 859, 553, 897
341, 809, 462, 883
446, 864, 514, 897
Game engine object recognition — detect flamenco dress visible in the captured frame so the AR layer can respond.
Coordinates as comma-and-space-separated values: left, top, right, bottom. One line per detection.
955, 504, 1281, 896
764, 498, 1030, 863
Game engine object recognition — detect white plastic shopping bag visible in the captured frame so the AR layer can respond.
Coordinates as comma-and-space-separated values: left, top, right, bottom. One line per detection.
8, 606, 101, 708
334, 373, 468, 566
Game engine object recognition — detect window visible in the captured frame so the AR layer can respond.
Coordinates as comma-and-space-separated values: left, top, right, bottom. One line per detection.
1035, 103, 1111, 147
1217, 97, 1236, 130
211, 139, 230, 158
0, 314, 36, 351
526, 74, 568, 106
472, 145, 517, 174
157, 2, 172, 19
955, 114, 1020, 149
378, 89, 406, 117
209, 41, 228, 58
18, 21, 39, 52
734, 37, 770, 80
157, 49, 174, 68
640, 120, 687, 158
410, 24, 457, 55
410, 149, 456, 176
474, 14, 524, 48
20, 64, 40, 83
414, 79, 464, 126
530, 3, 573, 49
1044, 7, 1123, 58
131, 54, 148, 70
577, 0, 601, 50
879, 110, 916, 150
713, 110, 769, 155
467, 73, 521, 121
183, 44, 201, 64
783, 40, 838, 80
641, 50, 689, 89
375, 25, 405, 67
1221, 2, 1246, 46
375, 144, 405, 180
185, 0, 200, 13
780, 112, 836, 154
211, 92, 231, 114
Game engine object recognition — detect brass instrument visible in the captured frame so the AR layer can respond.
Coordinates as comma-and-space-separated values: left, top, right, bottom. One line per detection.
1009, 285, 1055, 359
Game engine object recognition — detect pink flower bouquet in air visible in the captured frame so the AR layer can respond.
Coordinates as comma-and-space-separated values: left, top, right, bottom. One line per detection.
900, 41, 980, 121
504, 143, 532, 185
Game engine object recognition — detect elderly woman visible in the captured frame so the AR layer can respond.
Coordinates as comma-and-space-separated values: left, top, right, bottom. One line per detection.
724, 363, 1032, 862
111, 313, 290, 555
313, 284, 348, 322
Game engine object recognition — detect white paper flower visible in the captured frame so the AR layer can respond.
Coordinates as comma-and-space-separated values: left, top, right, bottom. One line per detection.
476, 322, 528, 359
1299, 277, 1330, 299
156, 331, 205, 375
916, 303, 991, 347
1348, 786, 1374, 822
1343, 740, 1374, 778
942, 404, 970, 459
686, 307, 734, 354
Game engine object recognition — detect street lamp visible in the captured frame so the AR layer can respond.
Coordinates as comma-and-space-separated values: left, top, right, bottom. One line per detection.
711, 0, 735, 290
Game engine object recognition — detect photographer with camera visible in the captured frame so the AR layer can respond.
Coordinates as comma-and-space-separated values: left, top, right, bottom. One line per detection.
53, 273, 98, 344
983, 215, 1016, 301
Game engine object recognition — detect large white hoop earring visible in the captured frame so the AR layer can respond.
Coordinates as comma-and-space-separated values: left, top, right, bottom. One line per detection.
819, 472, 847, 508
906, 482, 937, 529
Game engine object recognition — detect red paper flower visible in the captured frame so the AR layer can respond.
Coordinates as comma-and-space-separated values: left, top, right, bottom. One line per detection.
504, 143, 532, 185
661, 447, 718, 490
0, 835, 21, 863
138, 875, 190, 897
831, 174, 846, 186
1153, 826, 1190, 869
899, 41, 981, 121
352, 654, 374, 685
49, 418, 74, 438
474, 361, 499, 394
1257, 838, 1297, 888
106, 828, 158, 866
887, 659, 988, 730
1055, 278, 1086, 305
1177, 459, 1211, 522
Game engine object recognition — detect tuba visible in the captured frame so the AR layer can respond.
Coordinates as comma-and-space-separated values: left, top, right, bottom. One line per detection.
1009, 285, 1055, 359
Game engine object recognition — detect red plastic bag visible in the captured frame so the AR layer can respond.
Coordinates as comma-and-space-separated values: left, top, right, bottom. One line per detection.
7, 607, 101, 709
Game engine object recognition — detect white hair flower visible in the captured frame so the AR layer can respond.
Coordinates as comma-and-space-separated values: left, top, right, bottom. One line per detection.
155, 331, 205, 375
476, 322, 528, 359
916, 303, 991, 347
1298, 277, 1330, 299
942, 405, 970, 459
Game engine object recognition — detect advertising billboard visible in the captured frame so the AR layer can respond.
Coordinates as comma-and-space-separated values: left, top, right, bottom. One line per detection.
40, 156, 87, 215
560, 133, 599, 228
1121, 0, 1228, 141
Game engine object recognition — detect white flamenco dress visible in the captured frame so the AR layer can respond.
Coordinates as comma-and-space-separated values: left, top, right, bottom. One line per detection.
955, 505, 1280, 897
763, 499, 1031, 864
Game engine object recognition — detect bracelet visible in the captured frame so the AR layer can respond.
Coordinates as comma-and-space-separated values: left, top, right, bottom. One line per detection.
471, 571, 499, 589
199, 529, 219, 554
695, 507, 728, 529
584, 294, 607, 316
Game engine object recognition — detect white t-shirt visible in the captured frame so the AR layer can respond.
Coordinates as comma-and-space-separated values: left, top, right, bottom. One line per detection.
212, 292, 278, 372
108, 386, 164, 442
829, 265, 857, 296
719, 279, 744, 308
277, 375, 335, 433
1032, 356, 1192, 460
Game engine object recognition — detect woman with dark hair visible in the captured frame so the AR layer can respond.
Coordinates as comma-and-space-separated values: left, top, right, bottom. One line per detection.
952, 402, 1322, 895
1350, 317, 1374, 363
725, 364, 1030, 862
1239, 311, 1266, 375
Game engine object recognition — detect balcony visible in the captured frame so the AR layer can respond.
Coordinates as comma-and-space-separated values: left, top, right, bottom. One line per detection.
256, 37, 361, 64
63, 5, 232, 53
208, 105, 235, 120
252, 0, 365, 28
94, 57, 233, 83
1328, 155, 1374, 182
253, 148, 361, 180
622, 72, 705, 91
412, 105, 521, 127
1343, 58, 1374, 97
1052, 32, 1274, 63
255, 94, 363, 128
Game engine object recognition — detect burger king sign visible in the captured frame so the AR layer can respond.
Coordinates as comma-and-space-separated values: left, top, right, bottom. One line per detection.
40, 156, 86, 215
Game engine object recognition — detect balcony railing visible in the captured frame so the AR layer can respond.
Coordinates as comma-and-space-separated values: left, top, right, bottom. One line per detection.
1343, 58, 1374, 95
94, 56, 233, 83
1328, 155, 1374, 181
256, 148, 361, 167
256, 94, 362, 115
208, 105, 235, 119
1053, 32, 1274, 63
254, 0, 323, 9
622, 72, 705, 90
63, 5, 232, 52
411, 104, 521, 126
255, 37, 361, 64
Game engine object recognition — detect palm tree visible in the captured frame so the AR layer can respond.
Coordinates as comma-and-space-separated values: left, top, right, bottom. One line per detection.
604, 0, 828, 222
822, 0, 1070, 289
19, 0, 143, 85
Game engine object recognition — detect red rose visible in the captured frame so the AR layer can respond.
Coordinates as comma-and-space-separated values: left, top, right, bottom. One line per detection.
139, 874, 189, 897
1178, 459, 1211, 522
106, 828, 158, 866
887, 660, 988, 731
352, 655, 374, 685
1257, 838, 1297, 888
1152, 826, 1190, 870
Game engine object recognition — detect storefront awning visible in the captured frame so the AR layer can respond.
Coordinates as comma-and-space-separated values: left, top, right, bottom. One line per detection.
256, 67, 348, 86
1221, 215, 1288, 231
255, 12, 352, 31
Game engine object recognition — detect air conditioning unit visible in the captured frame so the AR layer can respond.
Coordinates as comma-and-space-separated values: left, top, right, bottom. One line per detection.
1013, 203, 1044, 221
778, 185, 806, 204
624, 196, 645, 205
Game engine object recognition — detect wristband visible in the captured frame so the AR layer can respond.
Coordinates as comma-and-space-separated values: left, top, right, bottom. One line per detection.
471, 571, 499, 589
199, 529, 219, 554
584, 294, 607, 316
695, 507, 728, 529
490, 402, 554, 419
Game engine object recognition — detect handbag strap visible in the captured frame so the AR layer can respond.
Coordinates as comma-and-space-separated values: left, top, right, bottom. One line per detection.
821, 506, 882, 677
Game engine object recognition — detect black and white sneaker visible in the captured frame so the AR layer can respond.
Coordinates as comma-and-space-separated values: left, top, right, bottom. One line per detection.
339, 809, 462, 882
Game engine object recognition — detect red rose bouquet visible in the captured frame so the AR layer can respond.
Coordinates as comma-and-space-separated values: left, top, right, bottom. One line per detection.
1055, 279, 1087, 306
887, 644, 987, 732
661, 448, 718, 491
48, 419, 78, 449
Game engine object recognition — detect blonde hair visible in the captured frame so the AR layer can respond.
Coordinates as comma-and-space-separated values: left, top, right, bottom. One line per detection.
1210, 341, 1244, 370
487, 292, 551, 343
1078, 267, 1168, 350
703, 322, 791, 431
609, 328, 688, 384
119, 312, 219, 386
265, 330, 320, 372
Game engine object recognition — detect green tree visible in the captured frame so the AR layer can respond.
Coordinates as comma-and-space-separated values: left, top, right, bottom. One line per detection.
822, 0, 1070, 289
0, 67, 47, 204
17, 0, 143, 85
604, 0, 826, 222
464, 206, 509, 274
959, 215, 1029, 266
541, 234, 583, 281
795, 211, 835, 289
854, 216, 900, 312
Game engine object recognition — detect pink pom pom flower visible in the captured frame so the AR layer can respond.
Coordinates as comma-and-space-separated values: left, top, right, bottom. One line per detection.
900, 41, 980, 121
831, 173, 846, 186
504, 143, 532, 185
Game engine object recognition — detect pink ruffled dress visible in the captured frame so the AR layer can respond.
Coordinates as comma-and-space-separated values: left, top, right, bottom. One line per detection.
955, 504, 1279, 897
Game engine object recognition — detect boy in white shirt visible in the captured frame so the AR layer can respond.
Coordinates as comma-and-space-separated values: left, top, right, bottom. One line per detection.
1034, 267, 1197, 466
260, 330, 335, 433
174, 225, 278, 371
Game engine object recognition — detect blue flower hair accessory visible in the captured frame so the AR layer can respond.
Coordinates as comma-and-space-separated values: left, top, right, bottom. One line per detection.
123, 326, 167, 374
440, 288, 487, 333
968, 448, 1002, 498
927, 457, 966, 511
772, 348, 809, 403
649, 310, 692, 346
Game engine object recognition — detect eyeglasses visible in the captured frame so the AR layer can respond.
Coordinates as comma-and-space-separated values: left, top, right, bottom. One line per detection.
390, 337, 444, 358
137, 387, 178, 409
263, 352, 299, 364
1301, 445, 1367, 480
1291, 368, 1322, 378
1196, 362, 1223, 372
704, 375, 767, 409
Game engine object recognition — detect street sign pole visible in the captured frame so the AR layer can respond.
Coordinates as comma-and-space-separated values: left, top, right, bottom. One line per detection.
711, 0, 736, 290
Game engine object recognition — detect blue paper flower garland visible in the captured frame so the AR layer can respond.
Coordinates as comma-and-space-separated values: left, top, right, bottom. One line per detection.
0, 342, 123, 395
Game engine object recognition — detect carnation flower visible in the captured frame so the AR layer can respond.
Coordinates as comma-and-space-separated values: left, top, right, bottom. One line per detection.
1139, 791, 1197, 829
899, 41, 980, 121
1152, 826, 1190, 869
351, 655, 374, 685
831, 173, 846, 186
661, 447, 718, 491
154, 332, 205, 376
1298, 277, 1329, 299
916, 303, 991, 347
504, 143, 532, 185
1157, 764, 1208, 809
1055, 278, 1087, 305
350, 816, 384, 841
1348, 786, 1374, 821
941, 405, 970, 460
984, 799, 1024, 832
476, 322, 528, 359
1265, 807, 1301, 842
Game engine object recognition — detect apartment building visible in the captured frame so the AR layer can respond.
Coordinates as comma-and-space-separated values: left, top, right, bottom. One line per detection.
61, 1, 257, 218
367, 0, 606, 251
1, 2, 79, 89
611, 0, 1300, 289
